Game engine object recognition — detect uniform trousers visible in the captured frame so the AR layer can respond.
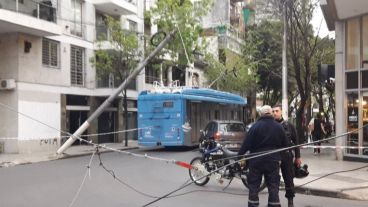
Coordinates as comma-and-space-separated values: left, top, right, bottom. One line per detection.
247, 161, 281, 207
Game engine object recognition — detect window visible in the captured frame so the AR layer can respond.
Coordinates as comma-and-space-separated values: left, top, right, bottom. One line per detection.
96, 13, 108, 40
70, 46, 84, 86
346, 72, 358, 89
71, 0, 82, 37
42, 38, 60, 68
346, 92, 359, 155
128, 20, 137, 33
363, 92, 368, 155
163, 101, 174, 108
363, 16, 368, 68
346, 18, 360, 70
362, 71, 368, 88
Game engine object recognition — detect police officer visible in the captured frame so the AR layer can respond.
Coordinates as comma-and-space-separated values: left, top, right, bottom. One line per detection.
272, 104, 301, 207
238, 105, 289, 207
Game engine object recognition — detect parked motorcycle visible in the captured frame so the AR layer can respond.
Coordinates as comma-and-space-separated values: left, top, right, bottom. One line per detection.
189, 137, 267, 192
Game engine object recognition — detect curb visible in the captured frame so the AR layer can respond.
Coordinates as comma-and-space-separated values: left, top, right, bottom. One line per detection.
58, 146, 139, 160
295, 186, 355, 200
0, 146, 139, 168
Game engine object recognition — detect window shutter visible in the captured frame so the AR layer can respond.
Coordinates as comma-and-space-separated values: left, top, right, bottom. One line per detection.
71, 46, 84, 86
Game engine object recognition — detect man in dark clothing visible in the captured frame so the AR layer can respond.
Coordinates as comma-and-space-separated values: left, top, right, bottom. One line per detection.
311, 113, 326, 154
272, 105, 301, 207
238, 105, 289, 207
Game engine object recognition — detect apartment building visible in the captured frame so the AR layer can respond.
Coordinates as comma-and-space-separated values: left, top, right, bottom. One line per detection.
321, 0, 368, 161
0, 0, 144, 153
201, 0, 254, 59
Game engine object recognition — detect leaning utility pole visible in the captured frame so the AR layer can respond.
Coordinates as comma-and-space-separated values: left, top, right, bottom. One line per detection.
282, 0, 288, 121
57, 30, 177, 154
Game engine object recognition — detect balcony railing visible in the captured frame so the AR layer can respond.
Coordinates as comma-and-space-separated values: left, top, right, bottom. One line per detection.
0, 0, 57, 23
96, 25, 109, 41
97, 73, 136, 90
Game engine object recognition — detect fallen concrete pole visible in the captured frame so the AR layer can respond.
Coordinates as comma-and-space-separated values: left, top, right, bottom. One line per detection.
57, 30, 177, 155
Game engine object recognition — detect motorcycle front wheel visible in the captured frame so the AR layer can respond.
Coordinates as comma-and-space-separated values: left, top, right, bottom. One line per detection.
188, 157, 210, 186
241, 169, 267, 192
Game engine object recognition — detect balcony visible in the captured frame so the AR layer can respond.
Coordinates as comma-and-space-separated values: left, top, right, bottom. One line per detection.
217, 25, 244, 54
0, 0, 61, 36
93, 0, 137, 16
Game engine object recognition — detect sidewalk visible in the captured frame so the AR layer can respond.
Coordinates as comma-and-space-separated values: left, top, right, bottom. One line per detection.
0, 140, 139, 168
0, 140, 368, 201
293, 146, 368, 201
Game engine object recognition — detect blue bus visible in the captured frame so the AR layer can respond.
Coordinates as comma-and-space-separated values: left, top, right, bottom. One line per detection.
137, 87, 247, 147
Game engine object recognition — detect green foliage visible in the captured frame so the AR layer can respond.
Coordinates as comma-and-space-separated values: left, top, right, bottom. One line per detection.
92, 16, 140, 82
147, 0, 213, 65
204, 46, 259, 95
144, 10, 152, 27
243, 21, 285, 105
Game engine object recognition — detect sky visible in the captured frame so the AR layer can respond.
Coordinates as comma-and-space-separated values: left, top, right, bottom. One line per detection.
311, 1, 336, 38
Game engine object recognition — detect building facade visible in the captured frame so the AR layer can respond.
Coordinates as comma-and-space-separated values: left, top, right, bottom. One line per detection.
321, 0, 368, 161
0, 0, 144, 153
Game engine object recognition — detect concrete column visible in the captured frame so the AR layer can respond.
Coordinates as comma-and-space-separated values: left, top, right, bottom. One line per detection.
118, 98, 125, 143
60, 94, 67, 147
335, 21, 345, 161
167, 66, 172, 86
88, 96, 99, 144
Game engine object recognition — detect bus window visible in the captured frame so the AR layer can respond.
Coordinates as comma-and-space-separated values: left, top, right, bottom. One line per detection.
163, 101, 173, 108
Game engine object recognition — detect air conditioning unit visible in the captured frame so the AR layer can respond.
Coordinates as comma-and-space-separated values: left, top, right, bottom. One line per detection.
0, 79, 16, 90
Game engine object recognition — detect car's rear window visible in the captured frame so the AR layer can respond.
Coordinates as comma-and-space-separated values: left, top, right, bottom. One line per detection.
219, 123, 245, 132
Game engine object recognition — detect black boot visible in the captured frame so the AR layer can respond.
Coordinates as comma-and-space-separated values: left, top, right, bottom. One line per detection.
288, 198, 294, 207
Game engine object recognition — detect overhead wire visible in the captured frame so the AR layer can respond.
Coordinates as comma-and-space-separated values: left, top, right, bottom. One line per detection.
295, 164, 368, 189
2, 101, 368, 205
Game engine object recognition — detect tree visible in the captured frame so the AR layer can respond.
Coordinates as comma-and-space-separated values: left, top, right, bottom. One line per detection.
286, 0, 321, 142
311, 37, 335, 124
146, 0, 213, 66
92, 16, 140, 145
246, 21, 284, 106
255, 0, 333, 142
202, 29, 262, 122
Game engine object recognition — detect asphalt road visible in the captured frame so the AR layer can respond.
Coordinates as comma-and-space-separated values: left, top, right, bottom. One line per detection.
1, 147, 367, 207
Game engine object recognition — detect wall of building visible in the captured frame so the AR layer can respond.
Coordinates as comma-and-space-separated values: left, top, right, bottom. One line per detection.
0, 0, 197, 153
17, 90, 61, 153
202, 0, 229, 28
0, 34, 19, 79
0, 33, 20, 153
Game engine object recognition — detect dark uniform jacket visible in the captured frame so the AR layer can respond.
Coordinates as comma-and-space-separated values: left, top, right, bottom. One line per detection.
277, 118, 301, 158
238, 116, 290, 165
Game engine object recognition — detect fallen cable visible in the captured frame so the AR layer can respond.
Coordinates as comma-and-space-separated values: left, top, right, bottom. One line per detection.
68, 149, 97, 207
295, 164, 368, 189
2, 101, 368, 205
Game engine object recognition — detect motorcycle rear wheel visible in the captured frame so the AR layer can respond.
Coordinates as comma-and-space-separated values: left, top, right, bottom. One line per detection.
188, 157, 210, 186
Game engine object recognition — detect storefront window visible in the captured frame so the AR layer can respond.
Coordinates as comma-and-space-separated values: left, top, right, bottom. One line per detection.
346, 18, 360, 70
363, 92, 368, 156
346, 72, 358, 89
362, 71, 368, 88
346, 92, 359, 155
363, 16, 368, 68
